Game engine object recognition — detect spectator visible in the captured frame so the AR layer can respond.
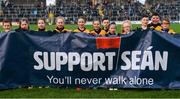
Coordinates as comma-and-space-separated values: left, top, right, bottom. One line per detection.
2, 19, 12, 32
103, 0, 109, 7
98, 5, 105, 19
74, 16, 90, 33
90, 18, 106, 36
48, 11, 54, 25
121, 20, 131, 34
53, 16, 71, 33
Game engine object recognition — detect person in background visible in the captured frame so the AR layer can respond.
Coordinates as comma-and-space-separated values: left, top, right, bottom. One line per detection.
106, 22, 117, 36
37, 18, 46, 31
90, 19, 106, 36
148, 13, 162, 31
74, 16, 90, 33
2, 19, 12, 32
102, 17, 110, 33
121, 20, 131, 34
15, 18, 29, 32
48, 11, 54, 25
157, 18, 175, 34
53, 16, 71, 33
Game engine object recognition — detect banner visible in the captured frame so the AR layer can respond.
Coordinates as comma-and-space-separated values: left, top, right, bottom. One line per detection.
0, 30, 179, 89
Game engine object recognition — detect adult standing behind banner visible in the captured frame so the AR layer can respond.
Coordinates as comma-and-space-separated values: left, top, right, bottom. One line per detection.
73, 16, 90, 33
121, 20, 131, 34
156, 18, 176, 35
2, 19, 12, 32
37, 18, 47, 32
53, 16, 71, 33
147, 13, 162, 31
15, 18, 30, 32
137, 15, 150, 31
90, 19, 107, 36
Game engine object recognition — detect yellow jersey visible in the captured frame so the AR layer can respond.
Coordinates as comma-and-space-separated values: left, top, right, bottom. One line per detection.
53, 27, 71, 33
90, 29, 107, 36
74, 28, 90, 33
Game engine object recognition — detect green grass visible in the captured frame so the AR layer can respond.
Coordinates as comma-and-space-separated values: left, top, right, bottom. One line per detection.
0, 24, 179, 98
0, 88, 180, 98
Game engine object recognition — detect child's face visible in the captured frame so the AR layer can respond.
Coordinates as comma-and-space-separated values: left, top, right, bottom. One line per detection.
93, 21, 101, 30
161, 20, 170, 29
151, 16, 160, 24
38, 20, 46, 29
78, 19, 85, 28
109, 24, 116, 34
141, 17, 149, 27
102, 20, 110, 28
122, 22, 131, 34
56, 19, 64, 29
3, 22, 11, 32
21, 21, 29, 30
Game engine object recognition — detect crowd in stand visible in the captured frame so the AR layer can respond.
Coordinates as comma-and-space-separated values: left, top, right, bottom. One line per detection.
0, 0, 179, 24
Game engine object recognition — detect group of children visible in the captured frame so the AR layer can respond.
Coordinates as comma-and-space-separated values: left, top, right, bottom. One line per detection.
1, 13, 176, 36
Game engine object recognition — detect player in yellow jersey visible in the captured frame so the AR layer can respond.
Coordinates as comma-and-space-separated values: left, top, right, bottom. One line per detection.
101, 17, 110, 33
74, 16, 90, 33
90, 19, 107, 36
156, 18, 175, 34
148, 13, 162, 31
53, 16, 71, 33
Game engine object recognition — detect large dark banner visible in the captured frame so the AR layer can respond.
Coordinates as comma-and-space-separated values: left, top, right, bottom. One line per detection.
0, 30, 179, 89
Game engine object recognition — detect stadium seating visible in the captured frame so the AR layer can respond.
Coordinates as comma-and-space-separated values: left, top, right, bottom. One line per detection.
0, 0, 179, 24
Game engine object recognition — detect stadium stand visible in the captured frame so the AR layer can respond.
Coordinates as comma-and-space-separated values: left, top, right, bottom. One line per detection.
0, 0, 179, 24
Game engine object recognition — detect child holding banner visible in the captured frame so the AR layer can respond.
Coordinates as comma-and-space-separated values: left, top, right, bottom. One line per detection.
157, 18, 176, 35
106, 22, 117, 36
102, 17, 110, 33
2, 19, 12, 33
15, 18, 30, 32
53, 16, 71, 33
37, 18, 47, 32
121, 20, 131, 34
148, 13, 162, 31
73, 16, 90, 33
90, 19, 107, 36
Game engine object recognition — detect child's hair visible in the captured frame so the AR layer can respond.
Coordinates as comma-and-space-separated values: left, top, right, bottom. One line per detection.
92, 18, 101, 24
121, 20, 131, 33
151, 12, 160, 17
78, 16, 86, 23
110, 22, 116, 25
19, 18, 29, 28
37, 18, 46, 23
55, 16, 65, 23
162, 18, 170, 24
141, 14, 149, 19
102, 16, 109, 22
109, 22, 116, 28
2, 19, 12, 26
